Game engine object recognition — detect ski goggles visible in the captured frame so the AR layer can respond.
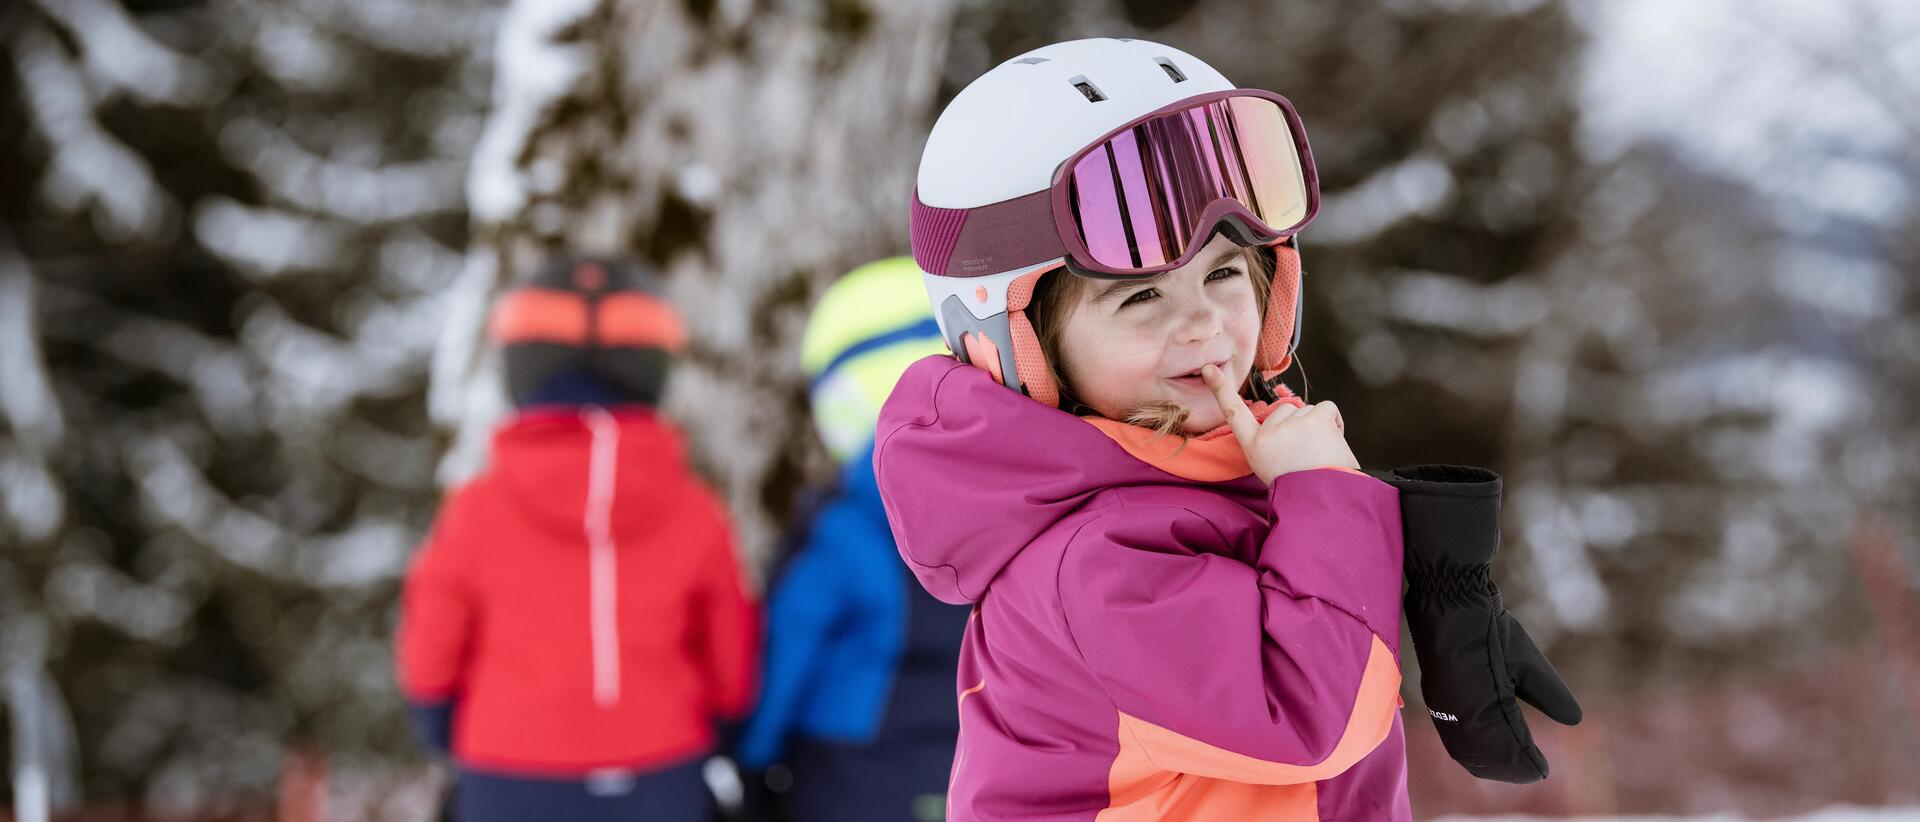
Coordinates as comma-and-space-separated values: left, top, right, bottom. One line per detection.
912, 89, 1319, 279
490, 287, 688, 351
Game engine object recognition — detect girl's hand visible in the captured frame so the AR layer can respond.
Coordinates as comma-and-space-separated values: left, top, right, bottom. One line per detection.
1202, 363, 1360, 486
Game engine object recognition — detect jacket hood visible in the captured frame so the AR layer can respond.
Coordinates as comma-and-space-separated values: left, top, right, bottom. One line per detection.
487, 406, 692, 542
872, 356, 1284, 605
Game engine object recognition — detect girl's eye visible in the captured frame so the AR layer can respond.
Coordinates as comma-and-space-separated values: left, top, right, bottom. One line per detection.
1120, 288, 1159, 307
1206, 266, 1245, 283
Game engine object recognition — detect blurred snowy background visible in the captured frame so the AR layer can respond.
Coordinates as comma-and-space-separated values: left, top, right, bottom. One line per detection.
0, 0, 1914, 818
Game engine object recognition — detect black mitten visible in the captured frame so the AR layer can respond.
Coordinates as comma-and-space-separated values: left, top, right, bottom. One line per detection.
1373, 464, 1582, 784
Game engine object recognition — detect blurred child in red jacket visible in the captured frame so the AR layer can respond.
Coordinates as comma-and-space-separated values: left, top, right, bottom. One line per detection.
396, 256, 758, 822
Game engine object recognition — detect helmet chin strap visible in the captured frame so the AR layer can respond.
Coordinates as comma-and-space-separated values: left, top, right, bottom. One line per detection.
1248, 366, 1285, 403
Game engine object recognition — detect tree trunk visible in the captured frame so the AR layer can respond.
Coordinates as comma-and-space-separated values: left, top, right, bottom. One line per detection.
436, 0, 963, 564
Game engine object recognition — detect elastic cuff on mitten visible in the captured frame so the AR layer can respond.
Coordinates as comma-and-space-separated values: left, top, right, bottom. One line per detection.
1383, 465, 1501, 496
1405, 563, 1499, 607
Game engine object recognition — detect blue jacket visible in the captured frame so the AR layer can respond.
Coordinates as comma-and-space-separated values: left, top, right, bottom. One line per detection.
736, 444, 967, 773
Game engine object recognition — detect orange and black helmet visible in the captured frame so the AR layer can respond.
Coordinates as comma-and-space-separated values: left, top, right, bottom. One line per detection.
489, 256, 687, 408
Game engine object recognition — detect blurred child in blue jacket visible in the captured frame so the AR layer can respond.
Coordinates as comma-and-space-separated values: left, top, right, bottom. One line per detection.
735, 257, 968, 822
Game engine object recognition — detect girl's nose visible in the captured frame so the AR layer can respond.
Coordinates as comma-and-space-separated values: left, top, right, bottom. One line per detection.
1174, 302, 1225, 344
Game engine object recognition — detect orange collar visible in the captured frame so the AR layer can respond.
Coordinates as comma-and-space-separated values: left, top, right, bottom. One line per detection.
1079, 394, 1305, 483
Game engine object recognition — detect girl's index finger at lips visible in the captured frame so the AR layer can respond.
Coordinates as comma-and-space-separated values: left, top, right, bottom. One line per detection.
1201, 364, 1235, 408
1202, 364, 1258, 447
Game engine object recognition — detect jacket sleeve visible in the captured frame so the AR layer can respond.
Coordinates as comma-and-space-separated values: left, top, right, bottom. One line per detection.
1058, 468, 1405, 784
395, 493, 478, 750
733, 516, 856, 769
691, 499, 761, 722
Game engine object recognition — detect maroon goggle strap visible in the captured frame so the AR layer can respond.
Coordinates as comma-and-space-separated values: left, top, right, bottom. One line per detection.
911, 187, 1057, 279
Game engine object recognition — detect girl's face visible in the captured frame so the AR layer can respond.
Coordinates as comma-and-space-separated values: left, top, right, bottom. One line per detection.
1054, 234, 1262, 435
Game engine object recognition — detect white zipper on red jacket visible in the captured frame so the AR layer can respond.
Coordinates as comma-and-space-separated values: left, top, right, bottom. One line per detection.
583, 406, 621, 709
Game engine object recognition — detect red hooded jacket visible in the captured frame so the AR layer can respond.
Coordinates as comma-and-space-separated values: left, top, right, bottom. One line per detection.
396, 407, 758, 775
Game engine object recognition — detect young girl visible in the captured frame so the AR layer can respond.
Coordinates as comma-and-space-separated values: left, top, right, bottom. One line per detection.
875, 39, 1411, 820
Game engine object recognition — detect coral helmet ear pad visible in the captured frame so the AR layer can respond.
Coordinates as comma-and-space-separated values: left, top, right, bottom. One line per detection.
958, 242, 1302, 406
1257, 242, 1303, 373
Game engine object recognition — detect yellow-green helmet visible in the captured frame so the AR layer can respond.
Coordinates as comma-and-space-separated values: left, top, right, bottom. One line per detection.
802, 257, 950, 463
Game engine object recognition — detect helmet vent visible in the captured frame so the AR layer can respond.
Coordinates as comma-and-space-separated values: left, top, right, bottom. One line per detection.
1014, 57, 1050, 65
1155, 57, 1187, 83
1069, 75, 1108, 102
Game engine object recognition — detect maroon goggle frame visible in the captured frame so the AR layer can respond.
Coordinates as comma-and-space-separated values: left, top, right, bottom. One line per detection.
911, 89, 1320, 280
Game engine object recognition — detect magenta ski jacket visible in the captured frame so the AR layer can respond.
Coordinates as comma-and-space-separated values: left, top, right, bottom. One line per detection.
873, 355, 1411, 821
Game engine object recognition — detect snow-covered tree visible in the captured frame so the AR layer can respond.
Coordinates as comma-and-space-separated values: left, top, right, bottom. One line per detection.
2, 0, 494, 811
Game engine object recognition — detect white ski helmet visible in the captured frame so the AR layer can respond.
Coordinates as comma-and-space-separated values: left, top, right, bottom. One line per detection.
910, 37, 1321, 408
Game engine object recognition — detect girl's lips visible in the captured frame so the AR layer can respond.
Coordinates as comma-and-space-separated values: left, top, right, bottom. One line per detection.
1167, 369, 1221, 392
1167, 361, 1230, 383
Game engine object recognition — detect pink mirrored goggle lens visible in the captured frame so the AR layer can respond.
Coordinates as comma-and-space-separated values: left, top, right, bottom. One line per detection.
1067, 96, 1311, 273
